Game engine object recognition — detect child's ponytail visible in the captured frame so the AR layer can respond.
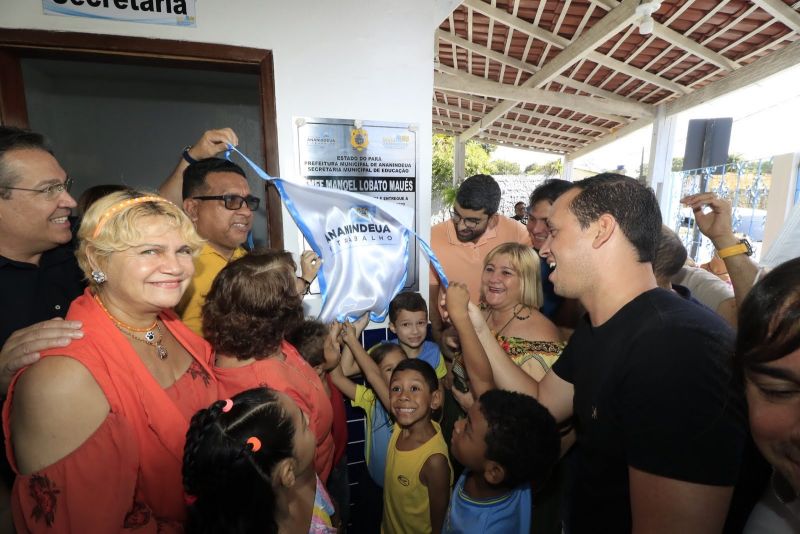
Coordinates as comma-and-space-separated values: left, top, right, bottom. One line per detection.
183, 388, 296, 534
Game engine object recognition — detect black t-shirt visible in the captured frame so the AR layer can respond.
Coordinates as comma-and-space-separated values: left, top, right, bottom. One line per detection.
0, 244, 85, 347
553, 288, 746, 533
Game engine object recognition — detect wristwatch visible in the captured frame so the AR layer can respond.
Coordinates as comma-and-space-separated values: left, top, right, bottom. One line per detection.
182, 146, 198, 165
717, 238, 753, 259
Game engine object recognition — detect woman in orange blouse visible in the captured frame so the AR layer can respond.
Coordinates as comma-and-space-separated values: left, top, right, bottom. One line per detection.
4, 191, 217, 533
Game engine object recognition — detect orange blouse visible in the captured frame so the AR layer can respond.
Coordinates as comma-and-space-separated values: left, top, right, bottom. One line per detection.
215, 340, 335, 483
3, 289, 217, 533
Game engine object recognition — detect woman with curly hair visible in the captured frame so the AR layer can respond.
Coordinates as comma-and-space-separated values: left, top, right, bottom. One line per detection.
204, 250, 335, 482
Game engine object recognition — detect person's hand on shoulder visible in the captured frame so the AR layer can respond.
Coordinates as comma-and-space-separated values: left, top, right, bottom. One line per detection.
0, 318, 84, 394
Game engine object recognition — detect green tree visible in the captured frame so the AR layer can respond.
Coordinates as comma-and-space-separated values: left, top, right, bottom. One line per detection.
671, 157, 684, 172
525, 159, 562, 178
488, 160, 521, 175
431, 134, 494, 197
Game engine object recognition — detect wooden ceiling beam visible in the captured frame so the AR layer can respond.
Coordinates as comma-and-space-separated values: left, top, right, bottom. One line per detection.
750, 0, 800, 33
435, 70, 652, 121
436, 29, 640, 104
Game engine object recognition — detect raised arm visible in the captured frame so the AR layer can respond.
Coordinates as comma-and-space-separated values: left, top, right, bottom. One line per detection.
339, 314, 370, 377
341, 321, 391, 410
681, 193, 758, 306
329, 364, 357, 401
443, 283, 494, 396
159, 128, 239, 205
458, 300, 575, 424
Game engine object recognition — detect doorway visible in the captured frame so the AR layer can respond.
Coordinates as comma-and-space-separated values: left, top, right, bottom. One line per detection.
0, 29, 283, 247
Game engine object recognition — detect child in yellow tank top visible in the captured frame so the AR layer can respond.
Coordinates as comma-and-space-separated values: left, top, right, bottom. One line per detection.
381, 359, 453, 534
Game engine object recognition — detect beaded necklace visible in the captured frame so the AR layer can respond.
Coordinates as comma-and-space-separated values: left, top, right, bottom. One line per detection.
94, 294, 168, 360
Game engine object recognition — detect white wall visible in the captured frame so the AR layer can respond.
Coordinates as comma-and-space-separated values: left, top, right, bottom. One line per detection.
0, 0, 436, 305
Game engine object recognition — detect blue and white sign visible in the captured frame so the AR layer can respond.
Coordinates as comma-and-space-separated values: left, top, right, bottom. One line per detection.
225, 145, 448, 324
43, 0, 196, 27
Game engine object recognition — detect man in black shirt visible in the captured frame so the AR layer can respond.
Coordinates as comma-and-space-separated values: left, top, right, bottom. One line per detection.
0, 127, 85, 390
458, 174, 748, 533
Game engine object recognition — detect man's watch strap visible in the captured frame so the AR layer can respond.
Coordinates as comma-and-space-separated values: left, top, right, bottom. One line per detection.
717, 239, 753, 259
182, 146, 198, 165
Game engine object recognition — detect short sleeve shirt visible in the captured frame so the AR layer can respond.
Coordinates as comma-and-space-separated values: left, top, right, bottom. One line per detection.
176, 243, 247, 336
429, 215, 531, 304
552, 288, 747, 532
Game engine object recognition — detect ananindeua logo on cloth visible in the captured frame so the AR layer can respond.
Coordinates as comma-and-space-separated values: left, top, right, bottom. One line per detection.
225, 146, 448, 323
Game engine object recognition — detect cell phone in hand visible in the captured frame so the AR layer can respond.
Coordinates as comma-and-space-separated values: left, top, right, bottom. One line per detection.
451, 357, 470, 393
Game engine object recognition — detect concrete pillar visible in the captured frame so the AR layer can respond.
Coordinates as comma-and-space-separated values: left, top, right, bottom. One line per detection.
453, 138, 466, 185
762, 152, 800, 255
647, 104, 677, 223
563, 157, 574, 181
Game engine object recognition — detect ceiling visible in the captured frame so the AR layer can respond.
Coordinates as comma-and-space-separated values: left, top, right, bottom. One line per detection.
433, 0, 800, 159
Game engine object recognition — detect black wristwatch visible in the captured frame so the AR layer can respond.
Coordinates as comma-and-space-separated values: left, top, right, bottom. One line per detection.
182, 146, 198, 165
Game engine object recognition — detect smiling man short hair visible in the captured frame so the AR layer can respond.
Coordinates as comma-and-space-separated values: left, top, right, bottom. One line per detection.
173, 157, 257, 335
0, 126, 85, 348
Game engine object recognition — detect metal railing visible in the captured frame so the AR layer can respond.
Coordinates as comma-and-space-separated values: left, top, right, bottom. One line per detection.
672, 158, 772, 263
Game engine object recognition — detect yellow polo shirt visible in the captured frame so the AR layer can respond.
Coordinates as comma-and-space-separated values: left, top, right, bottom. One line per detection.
177, 243, 247, 336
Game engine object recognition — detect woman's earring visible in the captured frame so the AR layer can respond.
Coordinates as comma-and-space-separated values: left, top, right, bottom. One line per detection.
91, 270, 107, 284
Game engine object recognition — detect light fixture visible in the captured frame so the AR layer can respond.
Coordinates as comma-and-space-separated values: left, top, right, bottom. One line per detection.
635, 0, 661, 35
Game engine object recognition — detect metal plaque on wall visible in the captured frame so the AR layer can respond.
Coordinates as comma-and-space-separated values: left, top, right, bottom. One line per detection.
295, 117, 418, 290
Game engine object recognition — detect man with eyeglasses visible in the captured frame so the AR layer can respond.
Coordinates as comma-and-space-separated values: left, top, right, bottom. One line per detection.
159, 129, 320, 335
428, 174, 531, 346
170, 155, 255, 336
0, 127, 86, 386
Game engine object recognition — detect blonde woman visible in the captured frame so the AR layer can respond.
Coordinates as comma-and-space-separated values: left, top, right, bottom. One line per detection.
477, 242, 563, 381
4, 190, 215, 533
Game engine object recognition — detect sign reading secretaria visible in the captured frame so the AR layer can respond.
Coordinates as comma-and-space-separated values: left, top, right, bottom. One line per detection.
43, 0, 196, 27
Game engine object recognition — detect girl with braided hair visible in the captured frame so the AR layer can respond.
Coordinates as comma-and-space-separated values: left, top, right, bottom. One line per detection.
183, 387, 337, 533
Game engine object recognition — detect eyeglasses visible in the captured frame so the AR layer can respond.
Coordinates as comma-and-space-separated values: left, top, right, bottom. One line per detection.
192, 194, 260, 211
450, 209, 486, 229
4, 177, 73, 200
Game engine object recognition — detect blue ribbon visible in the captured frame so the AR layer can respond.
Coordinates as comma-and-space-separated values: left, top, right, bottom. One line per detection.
224, 144, 449, 289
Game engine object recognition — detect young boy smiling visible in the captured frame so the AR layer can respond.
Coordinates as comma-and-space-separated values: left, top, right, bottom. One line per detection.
387, 292, 447, 380
444, 389, 560, 533
382, 359, 452, 534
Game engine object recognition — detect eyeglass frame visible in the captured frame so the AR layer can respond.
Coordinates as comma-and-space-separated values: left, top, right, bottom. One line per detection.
450, 208, 487, 229
191, 194, 260, 211
3, 177, 74, 200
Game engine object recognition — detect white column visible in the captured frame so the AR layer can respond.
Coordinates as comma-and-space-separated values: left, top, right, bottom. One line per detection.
563, 157, 574, 181
647, 104, 677, 223
762, 152, 800, 254
453, 138, 466, 185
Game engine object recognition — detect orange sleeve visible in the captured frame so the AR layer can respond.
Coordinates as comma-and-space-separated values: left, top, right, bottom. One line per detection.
11, 414, 173, 534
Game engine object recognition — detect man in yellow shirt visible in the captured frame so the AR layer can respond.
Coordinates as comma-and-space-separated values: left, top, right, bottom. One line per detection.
157, 129, 252, 335
159, 129, 320, 336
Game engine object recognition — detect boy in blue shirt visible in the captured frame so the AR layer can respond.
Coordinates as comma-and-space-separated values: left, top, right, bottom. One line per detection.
386, 292, 447, 380
444, 389, 559, 533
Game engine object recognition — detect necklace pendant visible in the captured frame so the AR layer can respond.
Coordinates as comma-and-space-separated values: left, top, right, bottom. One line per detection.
157, 343, 168, 360
144, 330, 156, 343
